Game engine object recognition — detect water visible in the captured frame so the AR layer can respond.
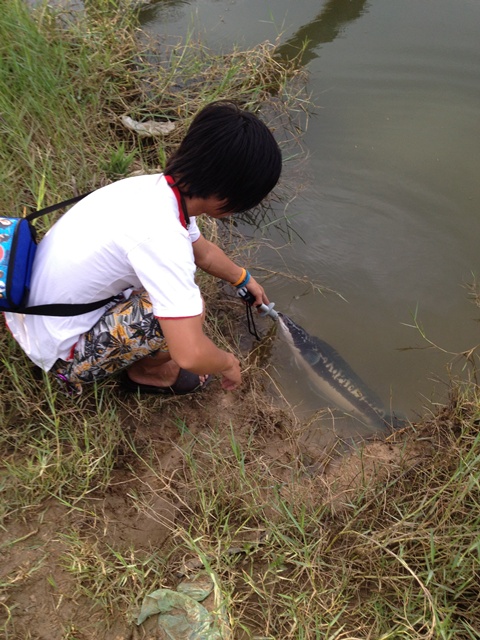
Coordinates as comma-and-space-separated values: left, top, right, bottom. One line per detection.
140, 0, 480, 437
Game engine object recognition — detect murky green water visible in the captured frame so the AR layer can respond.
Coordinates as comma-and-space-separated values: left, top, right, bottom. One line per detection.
141, 0, 480, 438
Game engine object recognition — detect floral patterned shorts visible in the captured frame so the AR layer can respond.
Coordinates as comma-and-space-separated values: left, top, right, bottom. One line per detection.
51, 289, 168, 394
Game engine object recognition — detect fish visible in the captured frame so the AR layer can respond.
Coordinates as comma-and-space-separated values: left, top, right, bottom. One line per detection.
277, 312, 401, 430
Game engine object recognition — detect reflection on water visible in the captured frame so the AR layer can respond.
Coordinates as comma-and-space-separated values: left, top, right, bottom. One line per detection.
141, 0, 480, 444
275, 0, 370, 66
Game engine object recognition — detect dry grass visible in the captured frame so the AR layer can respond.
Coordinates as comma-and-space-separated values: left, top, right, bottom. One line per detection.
124, 380, 480, 639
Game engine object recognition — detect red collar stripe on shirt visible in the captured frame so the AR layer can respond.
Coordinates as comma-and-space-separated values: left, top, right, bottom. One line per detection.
164, 175, 189, 229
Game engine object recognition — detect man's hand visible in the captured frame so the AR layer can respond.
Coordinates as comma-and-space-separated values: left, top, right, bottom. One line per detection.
159, 315, 242, 390
220, 352, 242, 390
243, 275, 268, 308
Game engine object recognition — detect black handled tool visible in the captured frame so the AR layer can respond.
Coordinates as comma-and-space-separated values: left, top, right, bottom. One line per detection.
237, 286, 279, 321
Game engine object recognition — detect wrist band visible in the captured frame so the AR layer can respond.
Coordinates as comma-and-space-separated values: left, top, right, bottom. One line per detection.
234, 270, 251, 289
232, 268, 247, 287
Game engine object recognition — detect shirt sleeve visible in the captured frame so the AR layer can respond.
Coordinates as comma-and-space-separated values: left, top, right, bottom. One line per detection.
127, 233, 203, 319
188, 216, 201, 243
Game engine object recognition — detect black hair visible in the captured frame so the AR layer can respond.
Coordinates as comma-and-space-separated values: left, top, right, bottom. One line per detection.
164, 101, 282, 213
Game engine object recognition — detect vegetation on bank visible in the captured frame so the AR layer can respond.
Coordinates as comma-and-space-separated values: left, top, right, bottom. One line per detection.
0, 0, 304, 213
0, 1, 479, 639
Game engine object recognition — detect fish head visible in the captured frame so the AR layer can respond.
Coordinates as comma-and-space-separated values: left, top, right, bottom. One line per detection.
277, 313, 302, 346
277, 313, 316, 354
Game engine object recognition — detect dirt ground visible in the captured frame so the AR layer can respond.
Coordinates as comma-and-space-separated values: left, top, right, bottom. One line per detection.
0, 342, 429, 639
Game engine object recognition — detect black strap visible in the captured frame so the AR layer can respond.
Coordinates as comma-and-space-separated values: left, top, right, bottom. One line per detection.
17, 296, 116, 316
26, 192, 91, 222
245, 303, 261, 340
18, 191, 116, 316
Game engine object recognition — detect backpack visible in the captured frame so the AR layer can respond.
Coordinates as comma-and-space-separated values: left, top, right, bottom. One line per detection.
0, 193, 114, 316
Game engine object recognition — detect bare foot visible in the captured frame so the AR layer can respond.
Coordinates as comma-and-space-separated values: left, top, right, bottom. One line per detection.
127, 357, 209, 389
127, 358, 180, 387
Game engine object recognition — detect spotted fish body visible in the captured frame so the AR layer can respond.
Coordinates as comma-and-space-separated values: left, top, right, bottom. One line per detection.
277, 312, 396, 430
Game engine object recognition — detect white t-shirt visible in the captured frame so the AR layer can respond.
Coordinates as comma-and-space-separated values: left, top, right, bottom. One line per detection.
5, 174, 203, 370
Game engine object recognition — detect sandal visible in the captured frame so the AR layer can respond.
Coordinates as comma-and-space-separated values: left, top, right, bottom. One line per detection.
121, 369, 212, 396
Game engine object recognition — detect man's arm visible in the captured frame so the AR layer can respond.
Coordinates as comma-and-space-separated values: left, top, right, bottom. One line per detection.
158, 314, 241, 390
192, 234, 268, 306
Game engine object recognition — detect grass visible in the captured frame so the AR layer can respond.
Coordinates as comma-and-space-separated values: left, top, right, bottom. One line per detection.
1, 1, 479, 639
0, 0, 137, 210
47, 385, 479, 639
158, 391, 480, 639
0, 0, 306, 217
